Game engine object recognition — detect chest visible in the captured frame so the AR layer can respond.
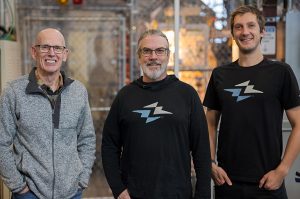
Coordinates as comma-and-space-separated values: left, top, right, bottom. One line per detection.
213, 68, 284, 110
16, 92, 83, 129
118, 89, 194, 133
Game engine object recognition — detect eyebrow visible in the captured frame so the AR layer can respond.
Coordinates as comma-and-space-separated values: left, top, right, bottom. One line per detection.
234, 21, 257, 26
142, 47, 167, 49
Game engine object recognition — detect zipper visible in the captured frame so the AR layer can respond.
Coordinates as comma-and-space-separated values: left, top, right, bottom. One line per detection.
39, 86, 65, 199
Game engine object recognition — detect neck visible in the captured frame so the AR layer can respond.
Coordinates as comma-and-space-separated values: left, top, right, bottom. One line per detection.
238, 50, 264, 67
36, 68, 61, 91
142, 74, 167, 83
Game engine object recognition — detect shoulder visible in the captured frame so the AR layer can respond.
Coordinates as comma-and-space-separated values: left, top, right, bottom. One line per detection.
66, 79, 89, 98
212, 62, 236, 73
208, 62, 237, 80
261, 59, 297, 78
70, 79, 86, 90
176, 80, 195, 90
113, 83, 135, 99
263, 59, 291, 70
174, 80, 199, 98
0, 75, 28, 103
7, 74, 29, 88
4, 74, 29, 93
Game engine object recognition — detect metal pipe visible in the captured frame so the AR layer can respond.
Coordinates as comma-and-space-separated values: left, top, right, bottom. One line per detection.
174, 0, 180, 77
0, 0, 4, 26
130, 0, 137, 82
287, 0, 293, 11
121, 16, 126, 87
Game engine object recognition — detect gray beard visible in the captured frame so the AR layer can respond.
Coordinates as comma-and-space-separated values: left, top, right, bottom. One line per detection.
142, 63, 167, 81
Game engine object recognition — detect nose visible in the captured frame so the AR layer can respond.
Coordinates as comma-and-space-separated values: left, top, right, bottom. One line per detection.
48, 47, 56, 55
149, 50, 158, 59
241, 27, 250, 35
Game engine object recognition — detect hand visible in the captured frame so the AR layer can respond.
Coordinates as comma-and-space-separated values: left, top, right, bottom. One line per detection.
118, 189, 131, 199
211, 163, 232, 186
259, 167, 288, 190
18, 185, 30, 194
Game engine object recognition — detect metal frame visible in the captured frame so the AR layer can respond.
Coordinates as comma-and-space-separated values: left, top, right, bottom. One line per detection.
19, 15, 126, 88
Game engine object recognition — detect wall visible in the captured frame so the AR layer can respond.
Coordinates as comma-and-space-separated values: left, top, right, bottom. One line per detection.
284, 10, 300, 199
286, 10, 300, 86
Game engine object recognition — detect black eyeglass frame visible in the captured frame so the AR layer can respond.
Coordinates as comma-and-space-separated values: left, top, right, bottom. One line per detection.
139, 47, 169, 57
34, 45, 66, 54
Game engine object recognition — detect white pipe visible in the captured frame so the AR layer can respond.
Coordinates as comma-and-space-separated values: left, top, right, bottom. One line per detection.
0, 0, 4, 26
287, 0, 293, 11
174, 0, 180, 77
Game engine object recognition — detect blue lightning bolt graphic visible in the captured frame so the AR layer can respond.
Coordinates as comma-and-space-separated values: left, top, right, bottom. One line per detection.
133, 102, 173, 123
224, 81, 263, 102
224, 88, 252, 102
132, 110, 160, 123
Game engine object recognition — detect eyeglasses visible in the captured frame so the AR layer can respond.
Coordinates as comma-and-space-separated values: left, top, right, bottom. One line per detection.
140, 47, 169, 57
35, 45, 66, 54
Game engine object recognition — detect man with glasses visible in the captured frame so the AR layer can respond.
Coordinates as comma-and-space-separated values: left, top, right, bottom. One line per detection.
0, 28, 96, 199
102, 29, 211, 199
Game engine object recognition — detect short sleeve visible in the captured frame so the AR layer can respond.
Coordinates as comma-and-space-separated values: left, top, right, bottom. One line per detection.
281, 64, 300, 110
203, 70, 221, 111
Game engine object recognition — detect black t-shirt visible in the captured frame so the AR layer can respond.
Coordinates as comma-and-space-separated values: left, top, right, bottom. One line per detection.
203, 59, 300, 183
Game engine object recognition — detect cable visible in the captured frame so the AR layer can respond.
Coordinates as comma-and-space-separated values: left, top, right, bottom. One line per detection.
0, 0, 15, 40
4, 0, 15, 40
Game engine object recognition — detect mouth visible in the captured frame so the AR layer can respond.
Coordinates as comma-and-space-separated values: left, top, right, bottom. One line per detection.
45, 59, 57, 64
239, 37, 253, 43
146, 61, 161, 67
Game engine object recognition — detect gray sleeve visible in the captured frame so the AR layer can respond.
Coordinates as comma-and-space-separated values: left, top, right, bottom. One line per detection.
76, 87, 96, 188
0, 85, 27, 193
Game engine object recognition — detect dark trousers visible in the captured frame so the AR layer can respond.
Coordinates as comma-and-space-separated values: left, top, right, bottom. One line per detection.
11, 190, 83, 199
215, 181, 288, 199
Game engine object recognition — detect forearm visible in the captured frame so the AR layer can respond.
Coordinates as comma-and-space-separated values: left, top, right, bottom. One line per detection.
101, 125, 125, 198
193, 138, 211, 198
192, 111, 211, 198
279, 108, 300, 175
0, 90, 26, 192
101, 149, 126, 198
194, 159, 211, 199
0, 146, 26, 193
77, 109, 96, 187
77, 136, 96, 187
278, 125, 300, 174
209, 127, 217, 161
206, 109, 220, 161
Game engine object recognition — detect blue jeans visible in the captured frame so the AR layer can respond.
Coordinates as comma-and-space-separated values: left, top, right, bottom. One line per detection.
71, 190, 83, 199
12, 190, 83, 199
11, 191, 38, 199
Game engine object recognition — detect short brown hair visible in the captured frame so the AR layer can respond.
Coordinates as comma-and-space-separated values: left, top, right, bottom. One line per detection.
230, 5, 265, 35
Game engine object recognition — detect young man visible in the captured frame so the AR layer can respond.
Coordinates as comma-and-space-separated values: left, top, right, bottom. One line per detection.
102, 29, 211, 199
0, 28, 96, 199
203, 5, 300, 198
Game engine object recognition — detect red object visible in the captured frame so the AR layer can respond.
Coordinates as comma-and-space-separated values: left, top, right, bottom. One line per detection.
73, 0, 83, 4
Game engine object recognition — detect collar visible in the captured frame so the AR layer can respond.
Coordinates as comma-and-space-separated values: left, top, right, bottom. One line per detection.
35, 69, 63, 92
26, 67, 74, 94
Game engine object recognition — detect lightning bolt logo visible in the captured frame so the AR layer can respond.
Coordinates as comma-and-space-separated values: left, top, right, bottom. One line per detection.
224, 80, 263, 102
133, 102, 173, 123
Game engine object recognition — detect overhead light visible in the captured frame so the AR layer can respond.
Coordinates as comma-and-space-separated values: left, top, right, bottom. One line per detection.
57, 0, 68, 5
